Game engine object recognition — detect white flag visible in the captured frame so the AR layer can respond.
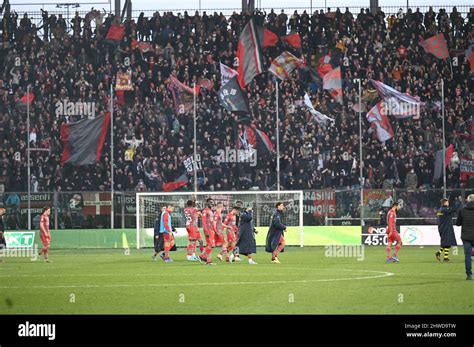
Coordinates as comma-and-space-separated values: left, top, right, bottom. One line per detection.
303, 93, 335, 127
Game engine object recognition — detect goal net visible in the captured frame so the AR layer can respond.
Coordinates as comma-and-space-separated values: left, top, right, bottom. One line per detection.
136, 191, 304, 249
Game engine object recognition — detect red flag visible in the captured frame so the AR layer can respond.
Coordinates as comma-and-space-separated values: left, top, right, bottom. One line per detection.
366, 102, 394, 142
470, 52, 474, 72
163, 174, 188, 192
20, 92, 34, 104
282, 33, 302, 49
323, 67, 343, 103
445, 144, 454, 167
317, 54, 333, 78
236, 19, 265, 88
263, 28, 279, 48
419, 34, 449, 60
106, 24, 125, 41
116, 90, 125, 106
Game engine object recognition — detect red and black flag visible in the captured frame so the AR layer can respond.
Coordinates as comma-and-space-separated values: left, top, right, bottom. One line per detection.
282, 32, 302, 49
167, 76, 200, 114
262, 28, 279, 48
218, 76, 250, 114
236, 123, 274, 155
60, 112, 111, 166
419, 34, 449, 60
162, 173, 188, 192
236, 18, 265, 88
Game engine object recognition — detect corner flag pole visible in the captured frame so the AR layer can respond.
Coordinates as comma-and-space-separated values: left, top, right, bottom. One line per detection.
27, 85, 31, 230
276, 80, 280, 192
110, 83, 115, 229
193, 82, 198, 193
441, 79, 446, 198
357, 78, 364, 227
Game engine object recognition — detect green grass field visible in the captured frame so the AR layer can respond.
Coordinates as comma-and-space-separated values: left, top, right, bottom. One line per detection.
0, 246, 473, 314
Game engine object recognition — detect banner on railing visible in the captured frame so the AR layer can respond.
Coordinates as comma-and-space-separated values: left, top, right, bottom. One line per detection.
362, 225, 463, 246
460, 158, 474, 181
303, 190, 336, 217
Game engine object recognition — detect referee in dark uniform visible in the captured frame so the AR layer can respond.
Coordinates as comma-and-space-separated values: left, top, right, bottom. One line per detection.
456, 194, 474, 280
0, 207, 6, 262
436, 198, 458, 262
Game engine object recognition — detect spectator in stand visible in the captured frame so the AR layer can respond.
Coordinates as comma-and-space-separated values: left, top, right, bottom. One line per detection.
0, 6, 472, 195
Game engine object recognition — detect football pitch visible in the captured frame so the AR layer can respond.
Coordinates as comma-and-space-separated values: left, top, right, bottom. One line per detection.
0, 246, 472, 314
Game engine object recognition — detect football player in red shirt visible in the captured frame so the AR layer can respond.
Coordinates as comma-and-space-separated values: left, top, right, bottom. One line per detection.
222, 206, 241, 263
38, 206, 52, 262
200, 198, 216, 265
213, 202, 226, 261
184, 200, 201, 261
386, 202, 402, 263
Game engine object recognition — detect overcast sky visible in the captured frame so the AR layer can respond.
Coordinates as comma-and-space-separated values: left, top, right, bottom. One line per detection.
8, 0, 473, 16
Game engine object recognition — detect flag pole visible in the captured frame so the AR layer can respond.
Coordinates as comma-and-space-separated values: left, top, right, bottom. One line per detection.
193, 82, 198, 193
357, 78, 364, 226
27, 85, 31, 231
441, 78, 446, 198
110, 83, 115, 230
276, 80, 280, 191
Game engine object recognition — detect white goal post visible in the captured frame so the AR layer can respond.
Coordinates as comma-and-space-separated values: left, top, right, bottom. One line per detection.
136, 190, 304, 249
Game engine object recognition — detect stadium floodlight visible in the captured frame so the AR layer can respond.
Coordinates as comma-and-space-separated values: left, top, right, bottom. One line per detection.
136, 190, 304, 249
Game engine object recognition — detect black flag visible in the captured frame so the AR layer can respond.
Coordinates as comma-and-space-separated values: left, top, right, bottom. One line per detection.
218, 77, 250, 114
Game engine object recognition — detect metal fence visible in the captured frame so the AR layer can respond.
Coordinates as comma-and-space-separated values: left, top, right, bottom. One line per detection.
7, 4, 473, 35
1, 188, 471, 230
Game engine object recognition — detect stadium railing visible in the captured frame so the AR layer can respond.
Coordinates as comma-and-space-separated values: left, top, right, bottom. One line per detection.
0, 188, 469, 231
8, 4, 473, 36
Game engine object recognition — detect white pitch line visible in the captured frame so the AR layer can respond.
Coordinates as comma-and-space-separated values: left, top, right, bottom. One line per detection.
0, 270, 394, 289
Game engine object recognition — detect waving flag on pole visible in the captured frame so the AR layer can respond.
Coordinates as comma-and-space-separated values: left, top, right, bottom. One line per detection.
163, 173, 188, 192
262, 28, 279, 48
419, 34, 449, 60
370, 79, 423, 118
220, 62, 239, 87
269, 51, 303, 81
366, 102, 394, 143
282, 32, 302, 49
168, 76, 200, 113
218, 76, 250, 114
236, 18, 265, 88
106, 23, 125, 41
60, 112, 111, 166
323, 66, 343, 103
303, 93, 334, 127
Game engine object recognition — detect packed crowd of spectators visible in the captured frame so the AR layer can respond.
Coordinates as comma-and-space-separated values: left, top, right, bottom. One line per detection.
0, 5, 473, 194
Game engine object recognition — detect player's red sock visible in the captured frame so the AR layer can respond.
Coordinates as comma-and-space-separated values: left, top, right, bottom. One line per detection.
274, 243, 284, 258
198, 240, 204, 253
386, 246, 391, 258
187, 241, 195, 256
393, 244, 401, 257
205, 246, 212, 263
164, 244, 171, 259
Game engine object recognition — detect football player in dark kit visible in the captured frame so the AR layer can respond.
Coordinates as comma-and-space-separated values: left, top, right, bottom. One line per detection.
436, 198, 458, 262
0, 207, 6, 262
